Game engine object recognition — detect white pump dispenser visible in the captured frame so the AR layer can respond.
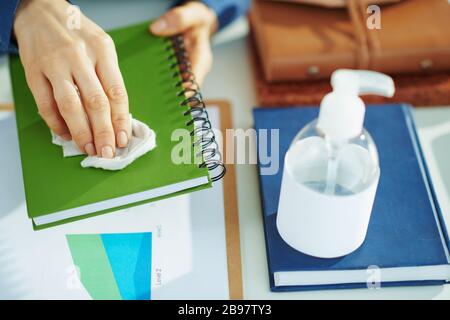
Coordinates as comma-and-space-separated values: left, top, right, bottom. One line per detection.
318, 69, 395, 141
276, 69, 395, 258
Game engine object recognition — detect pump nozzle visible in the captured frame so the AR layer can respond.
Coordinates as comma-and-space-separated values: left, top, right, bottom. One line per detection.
331, 69, 395, 98
317, 69, 395, 141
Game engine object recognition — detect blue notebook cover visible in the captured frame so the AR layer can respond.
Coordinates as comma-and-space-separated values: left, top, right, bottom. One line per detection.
253, 104, 450, 291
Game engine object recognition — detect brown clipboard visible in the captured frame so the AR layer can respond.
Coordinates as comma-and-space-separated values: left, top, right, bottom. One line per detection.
0, 103, 13, 111
206, 100, 243, 300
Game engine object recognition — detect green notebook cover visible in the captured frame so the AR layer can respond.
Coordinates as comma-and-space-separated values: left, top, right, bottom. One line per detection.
9, 21, 211, 230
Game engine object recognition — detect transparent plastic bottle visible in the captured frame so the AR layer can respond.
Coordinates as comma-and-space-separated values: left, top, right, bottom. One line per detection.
290, 120, 380, 197
276, 70, 395, 258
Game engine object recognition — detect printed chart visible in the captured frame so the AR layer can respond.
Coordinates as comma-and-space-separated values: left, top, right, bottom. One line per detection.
66, 232, 152, 300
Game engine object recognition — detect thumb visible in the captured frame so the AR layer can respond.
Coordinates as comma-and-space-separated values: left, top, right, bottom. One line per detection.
150, 2, 210, 36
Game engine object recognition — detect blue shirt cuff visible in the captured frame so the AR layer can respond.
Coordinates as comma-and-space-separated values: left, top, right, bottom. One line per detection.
201, 0, 250, 30
0, 0, 21, 54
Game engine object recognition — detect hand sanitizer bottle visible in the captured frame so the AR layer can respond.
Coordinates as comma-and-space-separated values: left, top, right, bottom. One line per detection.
277, 69, 395, 258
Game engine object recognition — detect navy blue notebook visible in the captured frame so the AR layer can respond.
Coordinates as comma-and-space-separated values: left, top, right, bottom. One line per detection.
254, 104, 450, 291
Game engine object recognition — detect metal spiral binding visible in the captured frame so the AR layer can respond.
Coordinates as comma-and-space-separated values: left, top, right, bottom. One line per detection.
167, 35, 226, 182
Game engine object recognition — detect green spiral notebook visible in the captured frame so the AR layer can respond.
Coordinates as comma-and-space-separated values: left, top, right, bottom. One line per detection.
9, 21, 224, 230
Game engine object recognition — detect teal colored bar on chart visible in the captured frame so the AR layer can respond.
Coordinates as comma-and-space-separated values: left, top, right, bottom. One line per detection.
101, 232, 152, 300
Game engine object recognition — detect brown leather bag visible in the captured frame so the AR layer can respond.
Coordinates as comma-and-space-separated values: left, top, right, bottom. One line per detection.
250, 0, 450, 82
270, 0, 402, 8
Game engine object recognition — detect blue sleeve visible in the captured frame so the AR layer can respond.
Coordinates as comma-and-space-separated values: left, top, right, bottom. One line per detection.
0, 0, 21, 54
200, 0, 250, 30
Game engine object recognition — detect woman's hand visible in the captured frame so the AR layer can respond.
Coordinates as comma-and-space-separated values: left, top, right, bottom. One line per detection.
14, 0, 130, 158
150, 1, 218, 86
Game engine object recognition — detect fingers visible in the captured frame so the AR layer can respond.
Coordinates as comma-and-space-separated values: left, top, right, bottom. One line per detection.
38, 31, 128, 158
48, 73, 95, 156
150, 2, 213, 36
150, 2, 216, 86
187, 31, 213, 86
96, 53, 130, 148
72, 62, 116, 159
26, 71, 71, 140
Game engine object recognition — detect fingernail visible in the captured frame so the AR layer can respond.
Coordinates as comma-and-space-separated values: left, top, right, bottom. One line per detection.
101, 146, 114, 159
117, 130, 128, 148
151, 18, 167, 33
61, 133, 72, 141
85, 143, 96, 156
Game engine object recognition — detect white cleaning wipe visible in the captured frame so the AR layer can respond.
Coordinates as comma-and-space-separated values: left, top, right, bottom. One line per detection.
51, 133, 84, 157
51, 118, 156, 170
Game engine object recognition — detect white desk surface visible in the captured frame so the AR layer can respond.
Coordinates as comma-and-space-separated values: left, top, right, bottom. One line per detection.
1, 0, 449, 300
